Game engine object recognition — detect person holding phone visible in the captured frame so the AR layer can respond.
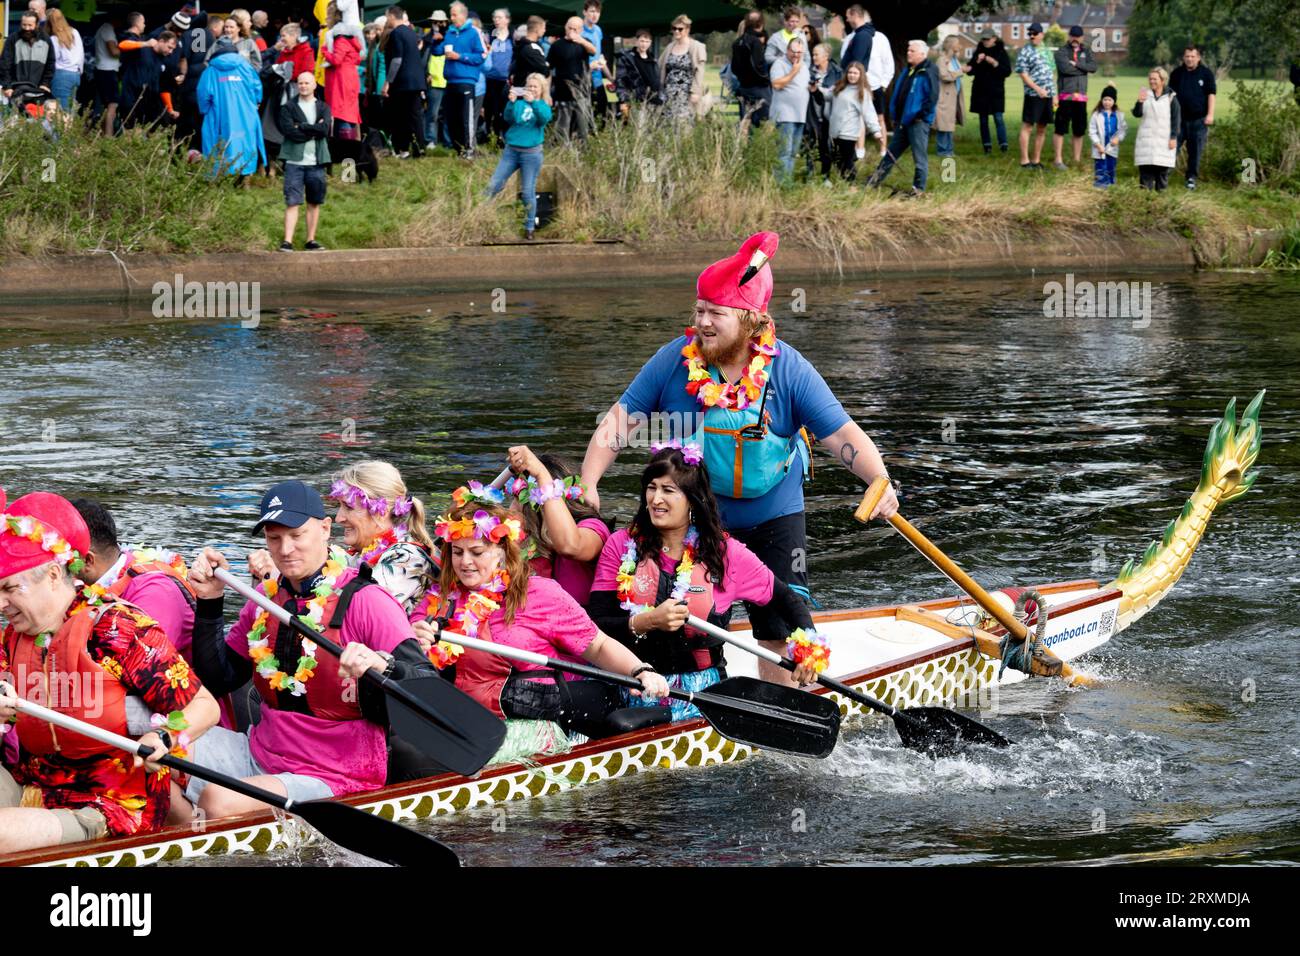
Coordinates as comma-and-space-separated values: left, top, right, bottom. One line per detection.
483, 72, 552, 239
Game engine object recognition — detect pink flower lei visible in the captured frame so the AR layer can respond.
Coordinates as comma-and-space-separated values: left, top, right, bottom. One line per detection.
329, 480, 413, 519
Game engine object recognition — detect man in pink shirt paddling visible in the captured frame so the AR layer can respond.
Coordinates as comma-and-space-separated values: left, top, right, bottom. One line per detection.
178, 480, 440, 820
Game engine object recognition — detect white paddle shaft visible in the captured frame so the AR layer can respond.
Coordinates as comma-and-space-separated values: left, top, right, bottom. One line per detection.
489, 466, 513, 489
2, 686, 146, 757
437, 632, 549, 667
686, 615, 787, 666
215, 567, 293, 625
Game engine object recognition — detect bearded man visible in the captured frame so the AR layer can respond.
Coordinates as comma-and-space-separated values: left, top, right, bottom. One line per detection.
581, 232, 899, 685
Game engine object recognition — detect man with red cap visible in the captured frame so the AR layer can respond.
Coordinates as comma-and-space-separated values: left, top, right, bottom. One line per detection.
581, 232, 899, 685
0, 489, 220, 854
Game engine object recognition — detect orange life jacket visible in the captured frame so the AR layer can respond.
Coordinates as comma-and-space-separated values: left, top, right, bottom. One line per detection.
626, 553, 727, 674
448, 615, 510, 719
106, 553, 198, 606
7, 601, 130, 761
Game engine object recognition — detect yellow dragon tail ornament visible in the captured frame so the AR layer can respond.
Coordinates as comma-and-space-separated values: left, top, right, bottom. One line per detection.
1107, 389, 1264, 633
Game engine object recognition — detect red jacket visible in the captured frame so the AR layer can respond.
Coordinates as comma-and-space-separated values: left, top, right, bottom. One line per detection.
277, 41, 317, 83
323, 35, 361, 124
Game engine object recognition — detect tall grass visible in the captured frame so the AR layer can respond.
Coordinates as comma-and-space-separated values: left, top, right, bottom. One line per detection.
1, 97, 1295, 262
0, 116, 230, 256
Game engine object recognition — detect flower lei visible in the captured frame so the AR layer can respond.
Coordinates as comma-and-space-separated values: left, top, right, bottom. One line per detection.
434, 506, 523, 545
616, 527, 699, 617
353, 526, 407, 566
246, 547, 349, 696
329, 480, 413, 519
680, 323, 779, 411
786, 628, 831, 674
451, 481, 505, 508
150, 710, 192, 760
128, 546, 189, 580
0, 513, 86, 575
504, 474, 587, 510
34, 583, 112, 650
428, 568, 510, 669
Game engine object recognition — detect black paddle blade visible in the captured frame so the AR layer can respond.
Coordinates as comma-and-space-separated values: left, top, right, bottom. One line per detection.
292, 799, 460, 867
694, 676, 842, 759
893, 706, 1012, 757
387, 676, 507, 777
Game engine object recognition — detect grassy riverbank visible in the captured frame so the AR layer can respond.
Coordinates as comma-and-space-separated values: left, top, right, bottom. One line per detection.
2, 78, 1296, 267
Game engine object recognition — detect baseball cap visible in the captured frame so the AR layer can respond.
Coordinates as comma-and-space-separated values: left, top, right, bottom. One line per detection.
1028, 22, 1044, 35
1069, 25, 1084, 37
252, 480, 326, 534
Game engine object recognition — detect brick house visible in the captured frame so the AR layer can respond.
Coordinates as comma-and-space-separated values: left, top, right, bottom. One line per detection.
939, 2, 1133, 62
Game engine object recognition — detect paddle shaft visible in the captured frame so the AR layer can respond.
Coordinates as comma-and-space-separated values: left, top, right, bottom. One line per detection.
436, 631, 828, 730
488, 466, 512, 489
7, 691, 298, 813
214, 568, 476, 743
683, 614, 914, 721
855, 478, 1030, 641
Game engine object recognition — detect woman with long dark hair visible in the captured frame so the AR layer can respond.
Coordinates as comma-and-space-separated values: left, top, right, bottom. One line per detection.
588, 445, 823, 721
505, 446, 610, 606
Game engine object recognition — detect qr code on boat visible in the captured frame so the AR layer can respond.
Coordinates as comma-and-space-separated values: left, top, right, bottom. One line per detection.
1098, 608, 1116, 637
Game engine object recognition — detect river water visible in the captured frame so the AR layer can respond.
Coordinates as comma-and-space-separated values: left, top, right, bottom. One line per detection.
2, 269, 1296, 866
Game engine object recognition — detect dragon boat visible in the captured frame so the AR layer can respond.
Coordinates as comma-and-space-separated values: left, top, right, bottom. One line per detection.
0, 392, 1264, 868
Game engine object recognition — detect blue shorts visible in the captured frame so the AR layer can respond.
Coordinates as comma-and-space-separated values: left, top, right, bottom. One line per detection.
283, 162, 327, 207
182, 725, 334, 805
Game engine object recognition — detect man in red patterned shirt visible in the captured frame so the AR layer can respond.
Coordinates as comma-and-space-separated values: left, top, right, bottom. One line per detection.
0, 490, 220, 854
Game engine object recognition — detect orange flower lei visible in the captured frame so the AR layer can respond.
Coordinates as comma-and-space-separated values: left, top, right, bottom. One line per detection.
246, 547, 348, 696
680, 323, 780, 411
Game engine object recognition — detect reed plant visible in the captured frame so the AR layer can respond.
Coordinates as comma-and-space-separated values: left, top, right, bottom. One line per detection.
0, 115, 227, 256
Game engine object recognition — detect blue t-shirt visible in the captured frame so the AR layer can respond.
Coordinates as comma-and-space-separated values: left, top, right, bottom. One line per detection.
583, 22, 603, 85
619, 336, 851, 530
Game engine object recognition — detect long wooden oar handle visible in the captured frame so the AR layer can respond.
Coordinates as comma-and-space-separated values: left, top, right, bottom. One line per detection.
854, 499, 1030, 641
854, 476, 893, 524
882, 513, 1029, 639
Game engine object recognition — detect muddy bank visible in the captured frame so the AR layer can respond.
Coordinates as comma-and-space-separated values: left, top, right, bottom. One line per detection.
0, 231, 1235, 306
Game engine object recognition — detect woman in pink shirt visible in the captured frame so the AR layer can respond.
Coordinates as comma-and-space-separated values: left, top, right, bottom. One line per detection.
588, 445, 820, 721
412, 494, 668, 739
505, 446, 610, 607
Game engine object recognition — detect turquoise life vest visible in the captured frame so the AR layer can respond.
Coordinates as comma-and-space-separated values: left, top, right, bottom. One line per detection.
691, 367, 812, 499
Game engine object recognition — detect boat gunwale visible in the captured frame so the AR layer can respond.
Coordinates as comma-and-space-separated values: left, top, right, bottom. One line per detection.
1, 578, 1111, 868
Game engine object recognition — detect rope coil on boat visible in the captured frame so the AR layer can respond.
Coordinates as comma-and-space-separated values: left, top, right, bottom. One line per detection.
998, 589, 1049, 678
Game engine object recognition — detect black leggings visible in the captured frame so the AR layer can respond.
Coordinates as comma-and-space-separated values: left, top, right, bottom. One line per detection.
832, 138, 859, 181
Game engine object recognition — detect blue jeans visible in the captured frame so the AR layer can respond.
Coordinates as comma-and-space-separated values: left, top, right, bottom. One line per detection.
978, 111, 1007, 149
935, 129, 954, 156
1093, 154, 1117, 187
51, 69, 80, 111
486, 144, 544, 231
425, 86, 444, 145
871, 118, 930, 191
775, 121, 804, 181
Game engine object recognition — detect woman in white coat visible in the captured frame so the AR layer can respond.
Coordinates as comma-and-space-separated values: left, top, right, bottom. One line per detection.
1132, 67, 1180, 190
